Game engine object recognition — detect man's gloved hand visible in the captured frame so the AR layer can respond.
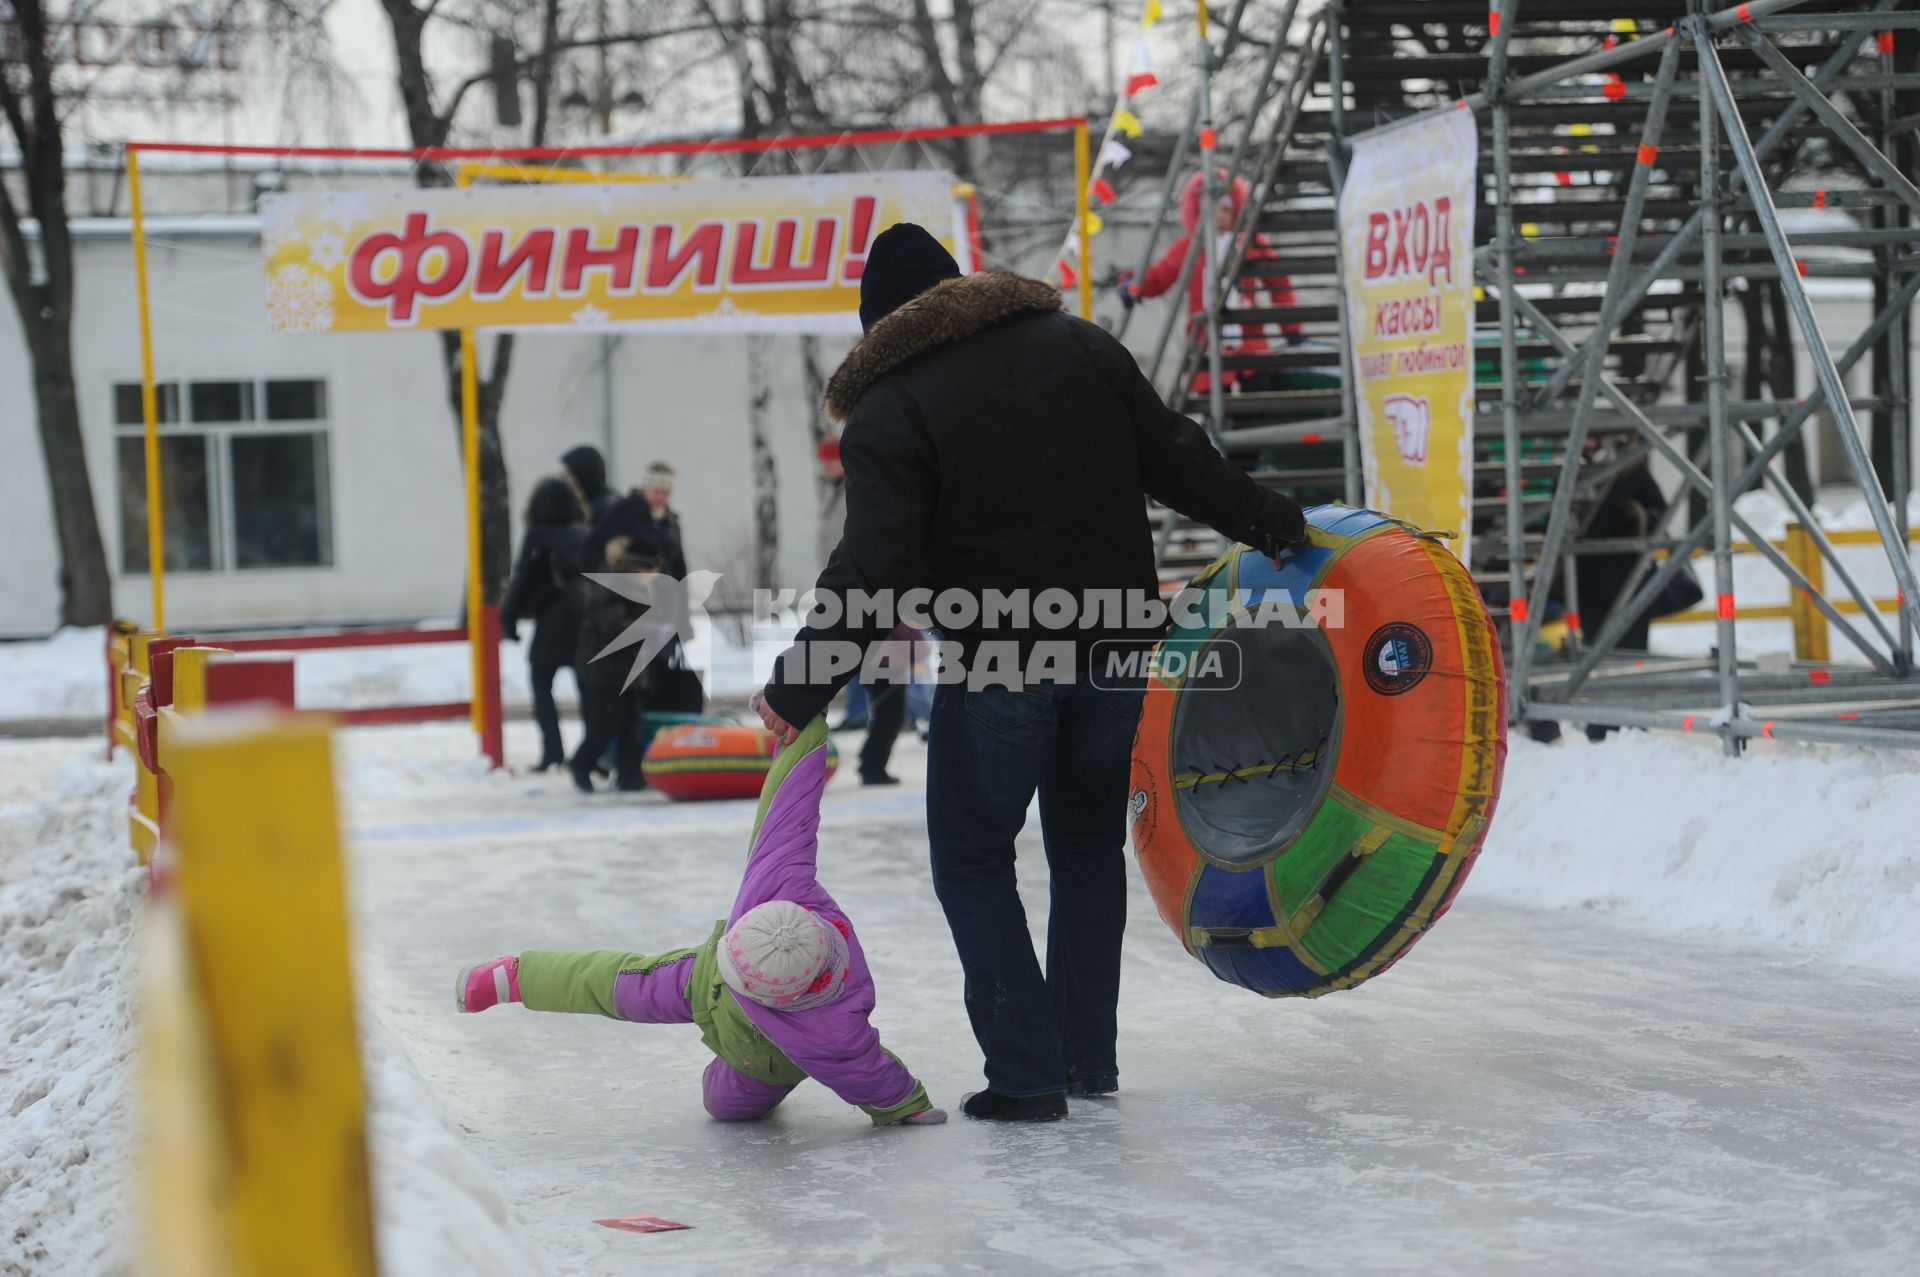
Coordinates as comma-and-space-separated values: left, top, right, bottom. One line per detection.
502, 619, 520, 642
1116, 270, 1140, 311
899, 1107, 948, 1125
1260, 517, 1313, 571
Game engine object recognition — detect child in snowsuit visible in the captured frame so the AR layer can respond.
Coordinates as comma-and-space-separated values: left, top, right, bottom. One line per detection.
455, 713, 947, 1127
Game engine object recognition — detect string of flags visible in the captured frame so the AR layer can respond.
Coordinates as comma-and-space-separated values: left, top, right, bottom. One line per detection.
1053, 0, 1166, 289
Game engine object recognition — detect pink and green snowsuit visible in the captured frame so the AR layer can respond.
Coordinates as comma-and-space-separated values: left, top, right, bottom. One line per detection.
516, 714, 932, 1125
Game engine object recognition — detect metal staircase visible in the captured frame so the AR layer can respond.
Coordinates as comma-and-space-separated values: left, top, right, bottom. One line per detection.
1138, 0, 1920, 750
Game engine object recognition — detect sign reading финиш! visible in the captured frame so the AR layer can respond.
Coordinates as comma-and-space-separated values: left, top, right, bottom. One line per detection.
258, 171, 967, 336
1337, 110, 1478, 565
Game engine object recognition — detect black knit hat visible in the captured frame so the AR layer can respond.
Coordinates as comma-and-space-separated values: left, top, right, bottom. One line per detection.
858, 223, 961, 331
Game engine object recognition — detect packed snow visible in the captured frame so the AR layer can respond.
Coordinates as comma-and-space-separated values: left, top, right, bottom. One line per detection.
0, 749, 142, 1277
3, 714, 1918, 1275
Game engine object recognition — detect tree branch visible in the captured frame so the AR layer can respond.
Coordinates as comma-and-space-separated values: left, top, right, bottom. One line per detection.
438, 24, 722, 130
0, 150, 37, 328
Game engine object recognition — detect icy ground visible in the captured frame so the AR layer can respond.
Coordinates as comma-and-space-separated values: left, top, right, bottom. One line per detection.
5, 721, 1920, 1276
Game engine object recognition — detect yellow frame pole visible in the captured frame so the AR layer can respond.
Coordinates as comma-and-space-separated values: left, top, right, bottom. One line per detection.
1073, 122, 1093, 320
453, 160, 681, 186
460, 330, 484, 740
455, 165, 487, 743
129, 148, 165, 630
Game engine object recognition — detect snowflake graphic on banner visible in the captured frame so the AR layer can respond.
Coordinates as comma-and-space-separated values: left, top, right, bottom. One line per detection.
319, 191, 372, 231
307, 228, 347, 271
259, 198, 303, 253
571, 302, 610, 326
265, 263, 336, 334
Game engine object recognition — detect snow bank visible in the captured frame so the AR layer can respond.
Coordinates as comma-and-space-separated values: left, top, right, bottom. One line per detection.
0, 749, 143, 1277
361, 1017, 551, 1277
1474, 732, 1920, 974
0, 630, 111, 721
0, 735, 545, 1277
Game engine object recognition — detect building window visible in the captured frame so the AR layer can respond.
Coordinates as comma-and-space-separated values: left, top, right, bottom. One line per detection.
115, 378, 334, 574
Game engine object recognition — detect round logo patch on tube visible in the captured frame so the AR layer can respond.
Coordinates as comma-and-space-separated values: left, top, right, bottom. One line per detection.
1364, 623, 1433, 696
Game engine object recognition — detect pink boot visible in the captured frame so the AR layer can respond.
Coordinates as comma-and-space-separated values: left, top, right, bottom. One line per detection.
456, 956, 521, 1013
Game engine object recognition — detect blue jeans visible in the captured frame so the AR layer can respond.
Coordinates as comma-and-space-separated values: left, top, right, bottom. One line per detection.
926, 677, 1145, 1098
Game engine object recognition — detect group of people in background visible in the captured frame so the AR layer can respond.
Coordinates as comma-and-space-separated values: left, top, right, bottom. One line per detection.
505, 437, 908, 795
501, 446, 688, 793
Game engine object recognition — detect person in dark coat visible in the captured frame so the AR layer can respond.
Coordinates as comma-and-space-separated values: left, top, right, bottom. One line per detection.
581, 461, 688, 580
1577, 452, 1672, 656
570, 530, 666, 793
1563, 446, 1686, 744
578, 461, 701, 715
753, 223, 1307, 1122
500, 477, 589, 771
561, 445, 617, 524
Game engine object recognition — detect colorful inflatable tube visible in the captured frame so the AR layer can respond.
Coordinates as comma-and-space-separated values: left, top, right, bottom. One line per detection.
1129, 506, 1507, 997
644, 723, 841, 802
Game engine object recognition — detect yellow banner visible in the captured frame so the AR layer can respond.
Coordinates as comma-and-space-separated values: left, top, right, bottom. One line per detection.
1338, 111, 1479, 565
258, 171, 966, 335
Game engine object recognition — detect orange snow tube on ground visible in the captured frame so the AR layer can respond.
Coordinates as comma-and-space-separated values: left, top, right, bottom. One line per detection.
643, 723, 840, 801
1129, 506, 1506, 997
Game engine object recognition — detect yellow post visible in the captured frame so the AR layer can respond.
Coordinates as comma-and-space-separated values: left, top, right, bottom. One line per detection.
1073, 122, 1094, 320
155, 713, 377, 1277
461, 326, 485, 738
454, 163, 488, 743
1785, 521, 1830, 663
128, 147, 165, 630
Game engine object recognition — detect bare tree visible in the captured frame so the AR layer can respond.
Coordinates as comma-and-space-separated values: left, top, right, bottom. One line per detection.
0, 0, 113, 626
376, 0, 547, 605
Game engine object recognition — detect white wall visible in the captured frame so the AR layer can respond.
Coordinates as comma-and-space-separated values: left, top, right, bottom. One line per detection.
0, 228, 852, 635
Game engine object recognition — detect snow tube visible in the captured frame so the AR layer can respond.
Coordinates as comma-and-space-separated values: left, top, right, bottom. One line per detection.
643, 723, 840, 802
1128, 506, 1507, 998
640, 710, 727, 749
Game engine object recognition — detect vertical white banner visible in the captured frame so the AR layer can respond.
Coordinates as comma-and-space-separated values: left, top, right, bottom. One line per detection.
1338, 111, 1479, 565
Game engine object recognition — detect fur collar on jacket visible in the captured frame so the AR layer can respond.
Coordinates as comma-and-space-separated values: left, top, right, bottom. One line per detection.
824, 271, 1064, 422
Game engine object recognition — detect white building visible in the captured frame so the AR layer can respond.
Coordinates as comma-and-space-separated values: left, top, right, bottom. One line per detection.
0, 206, 857, 634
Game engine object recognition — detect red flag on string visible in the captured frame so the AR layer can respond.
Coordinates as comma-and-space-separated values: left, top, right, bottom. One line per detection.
1090, 176, 1117, 205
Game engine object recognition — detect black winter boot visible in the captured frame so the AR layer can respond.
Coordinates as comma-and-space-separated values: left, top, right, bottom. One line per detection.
960, 1090, 1068, 1122
1067, 1074, 1118, 1097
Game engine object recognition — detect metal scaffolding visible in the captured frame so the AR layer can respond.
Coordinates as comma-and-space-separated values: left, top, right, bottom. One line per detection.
1149, 0, 1920, 751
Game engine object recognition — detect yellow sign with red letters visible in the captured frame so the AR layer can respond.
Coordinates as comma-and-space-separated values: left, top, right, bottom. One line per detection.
258, 171, 967, 336
1338, 111, 1479, 564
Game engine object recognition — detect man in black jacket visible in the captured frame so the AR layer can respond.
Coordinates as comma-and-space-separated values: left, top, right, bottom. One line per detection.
754, 224, 1306, 1122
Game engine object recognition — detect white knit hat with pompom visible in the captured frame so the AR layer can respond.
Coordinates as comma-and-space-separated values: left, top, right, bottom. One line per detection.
715, 900, 849, 1011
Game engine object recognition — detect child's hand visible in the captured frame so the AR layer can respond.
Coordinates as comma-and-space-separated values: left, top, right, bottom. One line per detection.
751, 690, 801, 745
899, 1107, 948, 1125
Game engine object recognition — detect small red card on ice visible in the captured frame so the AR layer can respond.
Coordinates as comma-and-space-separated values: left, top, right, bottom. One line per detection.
595, 1214, 691, 1234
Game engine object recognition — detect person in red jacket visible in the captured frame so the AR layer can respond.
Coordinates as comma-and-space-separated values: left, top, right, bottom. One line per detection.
1118, 170, 1301, 392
